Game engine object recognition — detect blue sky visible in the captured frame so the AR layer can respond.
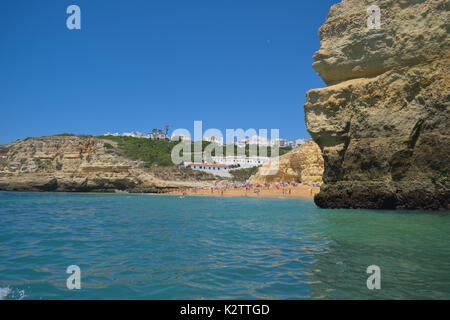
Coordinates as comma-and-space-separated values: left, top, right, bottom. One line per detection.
0, 0, 340, 144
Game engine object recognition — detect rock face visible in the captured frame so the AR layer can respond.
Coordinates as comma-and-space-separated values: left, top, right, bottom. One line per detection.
304, 0, 449, 210
248, 140, 324, 184
0, 136, 214, 193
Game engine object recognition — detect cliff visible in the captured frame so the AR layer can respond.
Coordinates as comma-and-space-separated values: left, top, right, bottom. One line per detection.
0, 136, 215, 193
304, 0, 449, 209
248, 140, 324, 184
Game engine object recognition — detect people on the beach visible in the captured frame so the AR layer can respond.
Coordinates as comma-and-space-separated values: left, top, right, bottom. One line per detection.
167, 181, 320, 199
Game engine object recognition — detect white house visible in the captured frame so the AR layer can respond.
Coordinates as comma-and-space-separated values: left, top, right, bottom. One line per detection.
149, 132, 169, 141
171, 134, 192, 142
104, 132, 121, 137
184, 162, 231, 178
122, 131, 149, 138
211, 156, 270, 168
238, 135, 271, 146
295, 138, 307, 147
270, 138, 289, 147
203, 135, 223, 145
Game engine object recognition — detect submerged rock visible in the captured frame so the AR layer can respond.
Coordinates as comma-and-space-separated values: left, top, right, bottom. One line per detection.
304, 0, 449, 209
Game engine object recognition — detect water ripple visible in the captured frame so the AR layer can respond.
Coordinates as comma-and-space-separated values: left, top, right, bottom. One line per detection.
0, 192, 449, 299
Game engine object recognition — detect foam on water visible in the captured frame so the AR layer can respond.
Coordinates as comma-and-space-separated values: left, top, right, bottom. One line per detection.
0, 287, 11, 300
0, 287, 26, 300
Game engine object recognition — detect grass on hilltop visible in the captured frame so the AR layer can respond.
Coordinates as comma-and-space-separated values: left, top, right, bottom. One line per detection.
97, 135, 177, 167
95, 135, 292, 168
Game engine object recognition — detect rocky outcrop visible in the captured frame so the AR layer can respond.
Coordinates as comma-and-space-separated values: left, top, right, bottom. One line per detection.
248, 140, 324, 184
0, 136, 215, 193
304, 0, 449, 210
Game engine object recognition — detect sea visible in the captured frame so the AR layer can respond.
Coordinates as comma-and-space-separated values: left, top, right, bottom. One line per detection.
0, 191, 449, 299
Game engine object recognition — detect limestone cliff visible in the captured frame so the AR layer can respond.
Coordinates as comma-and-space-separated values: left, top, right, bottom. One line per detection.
0, 136, 215, 193
248, 140, 324, 184
304, 0, 449, 209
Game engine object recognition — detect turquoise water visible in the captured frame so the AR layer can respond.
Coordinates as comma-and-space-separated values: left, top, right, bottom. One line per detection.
0, 192, 449, 300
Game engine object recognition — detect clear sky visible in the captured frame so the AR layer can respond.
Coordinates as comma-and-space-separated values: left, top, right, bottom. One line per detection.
0, 0, 340, 145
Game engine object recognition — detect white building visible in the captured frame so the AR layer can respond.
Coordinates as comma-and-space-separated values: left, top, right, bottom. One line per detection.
184, 162, 231, 178
171, 134, 191, 142
122, 131, 149, 138
203, 135, 223, 145
238, 135, 271, 146
270, 138, 289, 147
149, 132, 169, 140
211, 156, 270, 168
295, 138, 307, 147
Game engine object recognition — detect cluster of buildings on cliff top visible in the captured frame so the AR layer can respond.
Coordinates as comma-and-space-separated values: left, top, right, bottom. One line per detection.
104, 131, 306, 148
104, 131, 308, 178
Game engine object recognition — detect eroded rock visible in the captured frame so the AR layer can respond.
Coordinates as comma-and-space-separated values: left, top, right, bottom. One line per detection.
248, 140, 324, 184
304, 0, 449, 209
0, 136, 214, 193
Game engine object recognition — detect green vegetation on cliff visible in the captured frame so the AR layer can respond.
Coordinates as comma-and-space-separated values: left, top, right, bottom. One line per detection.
229, 166, 260, 182
96, 136, 292, 168
97, 136, 175, 167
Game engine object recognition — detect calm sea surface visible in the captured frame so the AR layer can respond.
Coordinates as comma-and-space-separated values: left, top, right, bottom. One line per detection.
0, 192, 449, 300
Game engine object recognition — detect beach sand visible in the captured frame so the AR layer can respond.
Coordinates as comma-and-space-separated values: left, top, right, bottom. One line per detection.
164, 184, 320, 199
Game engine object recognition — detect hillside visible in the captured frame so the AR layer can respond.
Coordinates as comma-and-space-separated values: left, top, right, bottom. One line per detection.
0, 135, 217, 193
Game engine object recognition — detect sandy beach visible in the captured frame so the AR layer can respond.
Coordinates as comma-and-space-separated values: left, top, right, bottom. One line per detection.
164, 183, 321, 199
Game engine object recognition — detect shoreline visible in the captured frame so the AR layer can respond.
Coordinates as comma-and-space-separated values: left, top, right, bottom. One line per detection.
0, 184, 321, 199
163, 184, 321, 199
